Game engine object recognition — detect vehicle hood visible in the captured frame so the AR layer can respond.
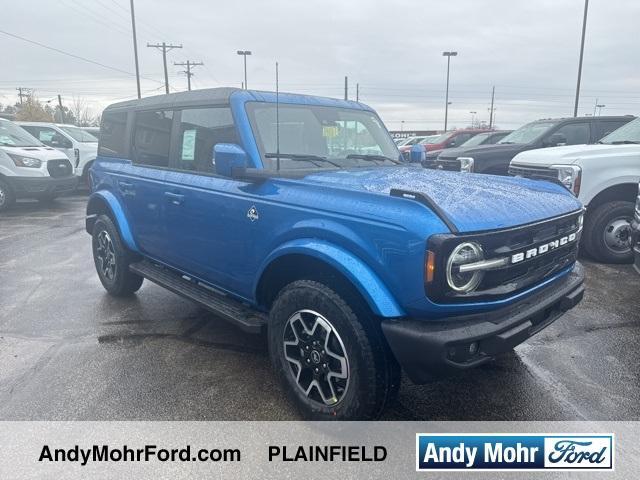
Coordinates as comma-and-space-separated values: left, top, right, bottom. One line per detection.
424, 148, 445, 160
0, 145, 68, 161
300, 166, 582, 233
438, 142, 524, 159
512, 143, 640, 166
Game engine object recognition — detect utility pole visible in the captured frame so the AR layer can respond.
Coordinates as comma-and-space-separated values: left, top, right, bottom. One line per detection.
442, 51, 457, 131
356, 83, 359, 102
175, 60, 203, 91
344, 76, 348, 100
573, 0, 589, 117
489, 85, 495, 128
57, 94, 65, 123
147, 42, 183, 94
16, 87, 31, 105
129, 0, 141, 99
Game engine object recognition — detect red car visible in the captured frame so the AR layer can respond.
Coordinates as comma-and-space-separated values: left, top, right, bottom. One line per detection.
421, 128, 493, 152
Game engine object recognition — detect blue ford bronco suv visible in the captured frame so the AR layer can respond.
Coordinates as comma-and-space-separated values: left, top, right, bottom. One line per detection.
87, 88, 585, 419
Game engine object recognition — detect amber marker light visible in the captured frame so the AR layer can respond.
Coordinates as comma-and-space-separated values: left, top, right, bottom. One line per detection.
425, 250, 436, 284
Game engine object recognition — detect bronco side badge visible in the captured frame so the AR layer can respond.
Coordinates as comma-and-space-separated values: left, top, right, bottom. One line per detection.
247, 206, 259, 222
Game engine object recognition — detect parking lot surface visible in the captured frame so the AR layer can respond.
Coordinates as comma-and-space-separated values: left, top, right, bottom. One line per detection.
0, 194, 638, 420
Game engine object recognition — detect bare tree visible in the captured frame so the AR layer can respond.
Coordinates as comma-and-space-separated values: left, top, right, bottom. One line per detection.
70, 95, 96, 126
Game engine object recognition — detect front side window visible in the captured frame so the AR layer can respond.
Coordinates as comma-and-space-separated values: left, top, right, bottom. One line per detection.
247, 103, 400, 170
554, 122, 590, 145
132, 110, 173, 168
498, 121, 558, 145
0, 120, 42, 147
176, 107, 238, 172
99, 111, 128, 157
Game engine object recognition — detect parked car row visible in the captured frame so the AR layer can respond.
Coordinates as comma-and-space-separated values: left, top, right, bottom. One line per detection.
418, 115, 638, 264
0, 119, 98, 211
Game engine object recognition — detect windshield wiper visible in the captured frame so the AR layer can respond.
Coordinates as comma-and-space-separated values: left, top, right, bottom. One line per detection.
499, 141, 515, 144
264, 153, 342, 168
610, 140, 640, 145
345, 154, 400, 164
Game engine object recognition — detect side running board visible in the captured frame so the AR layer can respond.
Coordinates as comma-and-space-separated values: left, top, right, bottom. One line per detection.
389, 188, 459, 233
129, 260, 268, 334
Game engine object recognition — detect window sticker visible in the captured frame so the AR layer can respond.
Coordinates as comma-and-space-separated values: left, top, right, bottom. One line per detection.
181, 129, 196, 160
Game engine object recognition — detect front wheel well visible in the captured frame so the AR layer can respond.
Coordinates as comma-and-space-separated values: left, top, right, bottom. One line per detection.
256, 254, 372, 317
587, 183, 637, 212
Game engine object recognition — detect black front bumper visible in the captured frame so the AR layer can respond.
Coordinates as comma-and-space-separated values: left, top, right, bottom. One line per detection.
381, 263, 585, 384
8, 175, 78, 198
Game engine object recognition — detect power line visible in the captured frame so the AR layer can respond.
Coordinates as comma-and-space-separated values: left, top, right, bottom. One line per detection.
0, 28, 162, 84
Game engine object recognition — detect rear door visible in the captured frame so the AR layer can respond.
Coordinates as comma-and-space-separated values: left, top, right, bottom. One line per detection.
593, 119, 632, 142
121, 109, 176, 260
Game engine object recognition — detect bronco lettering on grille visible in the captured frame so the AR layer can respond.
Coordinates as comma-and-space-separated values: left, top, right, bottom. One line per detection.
511, 233, 577, 264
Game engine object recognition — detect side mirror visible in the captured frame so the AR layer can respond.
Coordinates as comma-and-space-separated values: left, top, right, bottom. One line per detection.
546, 133, 567, 147
214, 143, 248, 178
409, 144, 426, 163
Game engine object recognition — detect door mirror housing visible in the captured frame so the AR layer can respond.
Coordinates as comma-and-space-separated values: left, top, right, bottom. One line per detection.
546, 133, 567, 147
410, 144, 426, 163
214, 143, 248, 177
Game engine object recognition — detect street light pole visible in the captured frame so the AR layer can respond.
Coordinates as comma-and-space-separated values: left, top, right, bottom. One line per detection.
573, 0, 589, 117
442, 51, 457, 131
237, 50, 252, 89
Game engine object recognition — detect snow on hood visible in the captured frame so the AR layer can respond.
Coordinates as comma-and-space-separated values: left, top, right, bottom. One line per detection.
0, 145, 68, 161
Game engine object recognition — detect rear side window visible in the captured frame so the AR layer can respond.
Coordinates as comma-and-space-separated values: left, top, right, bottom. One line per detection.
99, 111, 128, 158
596, 120, 629, 140
175, 107, 238, 172
132, 110, 173, 168
554, 122, 590, 145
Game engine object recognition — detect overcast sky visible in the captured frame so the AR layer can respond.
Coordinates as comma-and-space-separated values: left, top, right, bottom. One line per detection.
1, 0, 638, 130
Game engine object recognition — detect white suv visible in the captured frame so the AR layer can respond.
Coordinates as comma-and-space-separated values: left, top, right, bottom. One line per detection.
17, 122, 98, 187
0, 118, 77, 211
509, 117, 640, 264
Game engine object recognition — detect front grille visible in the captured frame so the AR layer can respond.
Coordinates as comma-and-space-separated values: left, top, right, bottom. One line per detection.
434, 158, 461, 171
47, 159, 73, 178
509, 164, 557, 181
428, 211, 583, 303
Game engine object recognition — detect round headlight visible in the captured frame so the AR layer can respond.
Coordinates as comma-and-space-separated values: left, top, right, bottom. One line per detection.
446, 242, 484, 293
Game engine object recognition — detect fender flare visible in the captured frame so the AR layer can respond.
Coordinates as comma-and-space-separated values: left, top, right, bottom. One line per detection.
255, 238, 405, 318
86, 190, 139, 252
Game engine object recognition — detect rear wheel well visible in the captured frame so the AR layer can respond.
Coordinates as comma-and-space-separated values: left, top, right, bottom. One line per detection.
86, 196, 115, 234
587, 184, 637, 212
256, 254, 372, 317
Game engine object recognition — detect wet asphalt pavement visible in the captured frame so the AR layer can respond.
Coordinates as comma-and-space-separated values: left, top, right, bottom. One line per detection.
0, 194, 638, 421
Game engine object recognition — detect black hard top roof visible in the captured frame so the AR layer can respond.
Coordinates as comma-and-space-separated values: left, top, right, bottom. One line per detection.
104, 87, 241, 112
533, 115, 635, 123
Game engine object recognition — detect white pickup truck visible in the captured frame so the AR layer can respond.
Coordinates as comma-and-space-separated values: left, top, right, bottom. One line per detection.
509, 117, 640, 264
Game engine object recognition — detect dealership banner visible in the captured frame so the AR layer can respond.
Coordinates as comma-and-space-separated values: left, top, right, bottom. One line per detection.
0, 421, 637, 479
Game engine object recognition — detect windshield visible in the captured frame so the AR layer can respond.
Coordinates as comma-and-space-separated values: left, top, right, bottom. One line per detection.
459, 132, 491, 147
423, 132, 453, 144
0, 120, 43, 147
247, 102, 401, 170
59, 125, 98, 142
498, 121, 558, 144
599, 118, 640, 144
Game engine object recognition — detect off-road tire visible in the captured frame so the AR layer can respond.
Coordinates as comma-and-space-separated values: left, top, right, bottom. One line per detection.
583, 201, 634, 264
92, 214, 143, 296
269, 279, 400, 420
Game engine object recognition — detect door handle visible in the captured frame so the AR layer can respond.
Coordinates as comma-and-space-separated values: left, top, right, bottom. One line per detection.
118, 181, 135, 196
164, 192, 184, 205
